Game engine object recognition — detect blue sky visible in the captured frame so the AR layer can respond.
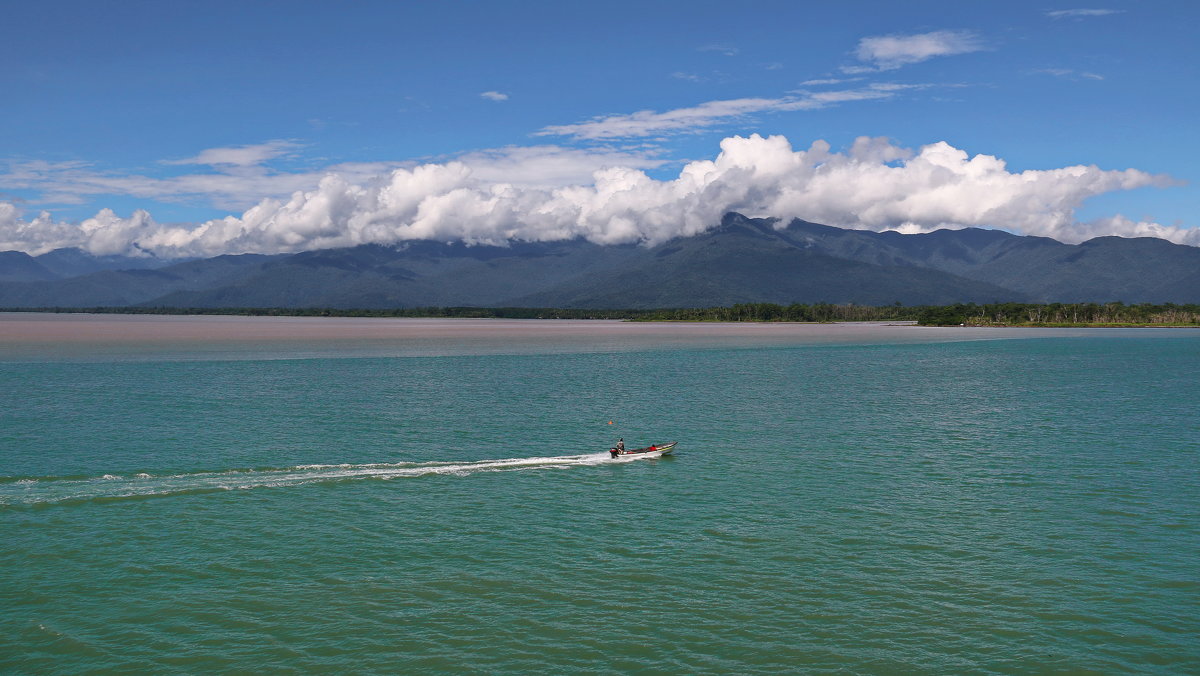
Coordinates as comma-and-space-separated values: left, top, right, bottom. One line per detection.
1, 0, 1196, 256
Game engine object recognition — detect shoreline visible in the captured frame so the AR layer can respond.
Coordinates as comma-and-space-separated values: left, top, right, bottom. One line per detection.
2, 314, 1194, 358
3, 307, 1197, 329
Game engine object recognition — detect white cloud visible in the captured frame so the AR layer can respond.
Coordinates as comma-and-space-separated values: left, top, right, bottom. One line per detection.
163, 140, 302, 167
537, 84, 924, 140
1046, 9, 1123, 18
480, 91, 509, 101
699, 44, 738, 57
455, 145, 669, 187
1, 135, 1187, 258
799, 77, 864, 86
1033, 68, 1105, 81
854, 30, 984, 70
538, 98, 802, 140
0, 157, 405, 212
1072, 215, 1187, 241
1, 145, 665, 213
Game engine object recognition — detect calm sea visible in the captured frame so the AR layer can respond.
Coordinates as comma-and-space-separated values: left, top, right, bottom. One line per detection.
1, 317, 1197, 673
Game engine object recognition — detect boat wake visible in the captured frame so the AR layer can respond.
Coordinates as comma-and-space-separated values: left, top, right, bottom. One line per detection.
0, 451, 653, 507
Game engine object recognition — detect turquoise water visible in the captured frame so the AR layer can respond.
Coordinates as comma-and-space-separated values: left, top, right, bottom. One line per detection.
2, 325, 1199, 673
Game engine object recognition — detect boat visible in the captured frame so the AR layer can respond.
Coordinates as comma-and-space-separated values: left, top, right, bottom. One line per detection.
610, 441, 677, 458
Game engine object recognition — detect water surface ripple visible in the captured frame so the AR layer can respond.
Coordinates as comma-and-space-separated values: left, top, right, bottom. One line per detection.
1, 321, 1197, 673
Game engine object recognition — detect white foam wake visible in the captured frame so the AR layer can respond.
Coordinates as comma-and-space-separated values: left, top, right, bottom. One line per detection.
0, 451, 650, 507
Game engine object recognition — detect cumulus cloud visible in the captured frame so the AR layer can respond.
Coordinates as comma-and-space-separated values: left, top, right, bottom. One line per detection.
853, 30, 984, 71
1, 145, 664, 214
480, 91, 509, 101
1046, 9, 1123, 18
454, 145, 668, 187
1, 135, 1188, 258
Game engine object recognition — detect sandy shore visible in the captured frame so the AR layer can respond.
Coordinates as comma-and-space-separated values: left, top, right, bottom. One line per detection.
0, 312, 1175, 361
0, 313, 923, 343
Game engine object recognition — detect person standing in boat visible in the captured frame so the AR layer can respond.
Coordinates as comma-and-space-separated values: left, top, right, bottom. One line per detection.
610, 438, 625, 457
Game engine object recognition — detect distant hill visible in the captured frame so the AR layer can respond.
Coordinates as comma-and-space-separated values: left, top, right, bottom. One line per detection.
0, 251, 58, 283
0, 254, 277, 307
35, 248, 179, 278
777, 220, 1200, 303
0, 247, 179, 284
506, 214, 1018, 307
2, 213, 1199, 308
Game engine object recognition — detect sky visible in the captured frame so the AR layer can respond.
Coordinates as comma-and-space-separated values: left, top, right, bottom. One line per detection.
1, 0, 1196, 257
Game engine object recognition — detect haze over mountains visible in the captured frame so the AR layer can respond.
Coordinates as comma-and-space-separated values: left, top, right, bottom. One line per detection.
2, 213, 1199, 309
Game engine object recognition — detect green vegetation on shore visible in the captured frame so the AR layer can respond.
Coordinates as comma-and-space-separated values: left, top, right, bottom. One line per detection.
3, 302, 1199, 326
916, 302, 1200, 327
0, 305, 645, 320
0, 303, 913, 322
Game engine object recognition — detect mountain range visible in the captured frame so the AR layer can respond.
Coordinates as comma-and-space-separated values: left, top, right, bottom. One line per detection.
2, 213, 1199, 308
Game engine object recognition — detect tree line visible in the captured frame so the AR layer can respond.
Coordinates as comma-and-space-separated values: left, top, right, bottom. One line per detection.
915, 302, 1200, 326
0, 305, 640, 320
628, 303, 910, 322
0, 303, 914, 322
3, 302, 1199, 326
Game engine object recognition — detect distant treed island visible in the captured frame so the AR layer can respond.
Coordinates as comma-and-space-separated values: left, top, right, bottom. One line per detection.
5, 302, 1200, 327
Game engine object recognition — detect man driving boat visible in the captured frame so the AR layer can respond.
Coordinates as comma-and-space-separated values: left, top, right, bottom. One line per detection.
610, 438, 625, 457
